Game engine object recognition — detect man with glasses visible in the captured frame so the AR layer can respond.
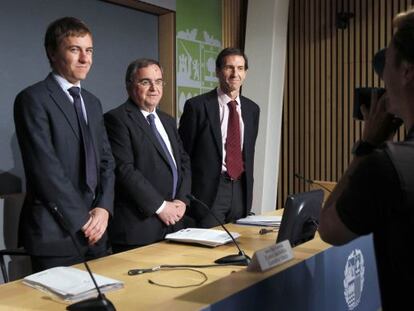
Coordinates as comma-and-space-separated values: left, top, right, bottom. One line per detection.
104, 58, 191, 252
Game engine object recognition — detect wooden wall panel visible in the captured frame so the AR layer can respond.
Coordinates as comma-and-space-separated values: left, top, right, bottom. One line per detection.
222, 0, 248, 49
276, 0, 414, 209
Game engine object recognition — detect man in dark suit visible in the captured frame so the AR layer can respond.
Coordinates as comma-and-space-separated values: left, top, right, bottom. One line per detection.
14, 17, 115, 271
104, 59, 191, 252
179, 48, 260, 228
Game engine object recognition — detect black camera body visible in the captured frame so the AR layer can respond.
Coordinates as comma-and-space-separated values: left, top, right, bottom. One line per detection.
353, 87, 386, 120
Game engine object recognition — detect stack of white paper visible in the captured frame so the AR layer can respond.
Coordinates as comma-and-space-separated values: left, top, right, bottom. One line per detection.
236, 215, 282, 227
165, 228, 241, 247
22, 266, 123, 303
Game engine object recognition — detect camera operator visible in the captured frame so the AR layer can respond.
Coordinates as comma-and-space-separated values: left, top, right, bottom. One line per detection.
319, 8, 414, 310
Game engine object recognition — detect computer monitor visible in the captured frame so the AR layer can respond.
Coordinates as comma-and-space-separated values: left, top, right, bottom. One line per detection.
276, 189, 324, 247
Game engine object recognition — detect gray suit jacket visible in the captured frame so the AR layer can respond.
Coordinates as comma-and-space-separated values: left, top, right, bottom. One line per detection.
14, 73, 115, 256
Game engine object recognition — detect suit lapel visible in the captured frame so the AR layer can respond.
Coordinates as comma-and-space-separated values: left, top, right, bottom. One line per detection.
204, 90, 223, 157
82, 91, 98, 130
45, 74, 80, 140
125, 100, 171, 166
159, 113, 181, 179
82, 91, 100, 166
241, 96, 252, 156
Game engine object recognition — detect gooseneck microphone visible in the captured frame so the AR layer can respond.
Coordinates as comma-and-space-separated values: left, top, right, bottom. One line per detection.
294, 173, 333, 193
47, 203, 115, 311
187, 194, 251, 266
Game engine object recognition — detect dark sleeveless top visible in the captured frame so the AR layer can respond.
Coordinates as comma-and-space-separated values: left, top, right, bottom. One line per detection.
336, 127, 414, 310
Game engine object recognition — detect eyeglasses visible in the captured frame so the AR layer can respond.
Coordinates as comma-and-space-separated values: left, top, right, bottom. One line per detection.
135, 79, 166, 88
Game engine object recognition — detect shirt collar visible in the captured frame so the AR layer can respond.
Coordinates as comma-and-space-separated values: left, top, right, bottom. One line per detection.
140, 108, 159, 120
217, 87, 241, 107
52, 72, 81, 92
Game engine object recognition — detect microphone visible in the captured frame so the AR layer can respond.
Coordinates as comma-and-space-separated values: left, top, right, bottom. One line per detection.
294, 173, 333, 193
187, 194, 251, 266
47, 203, 115, 311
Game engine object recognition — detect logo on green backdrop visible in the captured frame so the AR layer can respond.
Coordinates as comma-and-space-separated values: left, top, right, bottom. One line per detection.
176, 0, 222, 117
177, 30, 221, 114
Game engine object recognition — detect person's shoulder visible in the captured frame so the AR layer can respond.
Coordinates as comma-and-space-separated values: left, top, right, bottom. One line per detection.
14, 79, 51, 108
240, 95, 259, 110
360, 146, 389, 163
104, 101, 130, 118
354, 147, 393, 178
17, 79, 48, 97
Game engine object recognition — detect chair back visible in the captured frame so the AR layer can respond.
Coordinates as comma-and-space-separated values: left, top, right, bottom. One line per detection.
0, 193, 31, 283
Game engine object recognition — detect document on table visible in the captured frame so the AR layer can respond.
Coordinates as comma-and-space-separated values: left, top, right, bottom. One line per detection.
22, 266, 124, 303
165, 228, 241, 247
236, 215, 282, 227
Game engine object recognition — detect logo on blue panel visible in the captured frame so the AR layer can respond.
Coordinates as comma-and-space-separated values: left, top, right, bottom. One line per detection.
343, 249, 365, 310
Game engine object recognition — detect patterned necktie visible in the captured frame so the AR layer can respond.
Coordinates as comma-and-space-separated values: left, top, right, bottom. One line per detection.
225, 100, 244, 179
147, 113, 178, 198
68, 87, 98, 193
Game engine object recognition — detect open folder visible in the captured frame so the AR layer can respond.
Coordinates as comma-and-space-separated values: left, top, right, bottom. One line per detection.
236, 215, 282, 227
165, 228, 241, 247
22, 266, 123, 303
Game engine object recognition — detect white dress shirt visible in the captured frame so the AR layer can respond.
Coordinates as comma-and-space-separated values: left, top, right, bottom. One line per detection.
141, 109, 177, 214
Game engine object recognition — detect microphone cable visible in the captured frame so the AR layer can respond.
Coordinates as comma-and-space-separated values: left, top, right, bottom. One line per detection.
128, 263, 242, 289
147, 268, 208, 288
294, 173, 333, 193
128, 263, 241, 275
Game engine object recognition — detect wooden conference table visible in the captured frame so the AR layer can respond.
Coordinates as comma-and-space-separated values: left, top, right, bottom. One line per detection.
0, 211, 333, 311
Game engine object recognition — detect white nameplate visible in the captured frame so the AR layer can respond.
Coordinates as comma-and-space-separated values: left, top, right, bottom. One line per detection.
247, 240, 294, 272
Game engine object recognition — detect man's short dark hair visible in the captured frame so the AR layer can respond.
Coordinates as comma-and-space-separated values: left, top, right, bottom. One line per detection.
44, 17, 91, 65
392, 9, 414, 65
215, 47, 249, 70
125, 58, 163, 89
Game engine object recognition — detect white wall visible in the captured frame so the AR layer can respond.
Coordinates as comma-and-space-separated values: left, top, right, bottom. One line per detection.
243, 0, 290, 214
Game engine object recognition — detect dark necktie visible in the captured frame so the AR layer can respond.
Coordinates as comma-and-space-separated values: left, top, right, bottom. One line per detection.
147, 113, 178, 198
68, 87, 98, 193
225, 100, 244, 179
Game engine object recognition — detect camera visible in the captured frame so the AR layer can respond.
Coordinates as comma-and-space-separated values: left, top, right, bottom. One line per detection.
353, 87, 386, 120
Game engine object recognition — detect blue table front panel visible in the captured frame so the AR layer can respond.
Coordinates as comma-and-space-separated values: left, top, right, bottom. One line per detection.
204, 235, 381, 311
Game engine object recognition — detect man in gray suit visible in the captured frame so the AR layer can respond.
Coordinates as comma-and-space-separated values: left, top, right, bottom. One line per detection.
14, 17, 115, 271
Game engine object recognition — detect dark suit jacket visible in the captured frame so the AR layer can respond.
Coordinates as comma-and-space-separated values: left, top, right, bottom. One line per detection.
179, 89, 260, 222
13, 73, 115, 256
104, 100, 191, 246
